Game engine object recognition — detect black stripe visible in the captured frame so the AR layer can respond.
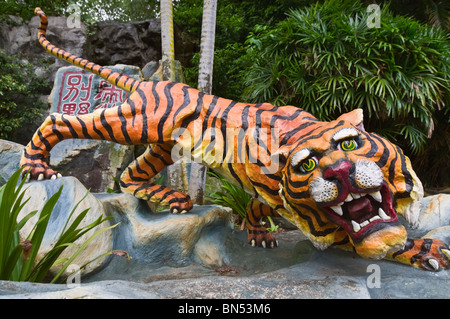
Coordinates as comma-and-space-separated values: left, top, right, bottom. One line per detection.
288, 121, 345, 157
117, 105, 132, 144
288, 200, 337, 237
173, 86, 193, 127
157, 82, 176, 143
142, 155, 158, 175
23, 150, 45, 161
220, 100, 238, 161
30, 140, 44, 151
136, 184, 166, 199
60, 115, 78, 139
388, 151, 398, 189
228, 162, 244, 189
114, 74, 125, 86
128, 95, 137, 127
247, 229, 269, 235
134, 159, 149, 177
371, 133, 390, 168
168, 196, 191, 204
411, 239, 433, 264
180, 90, 205, 129
248, 178, 279, 196
285, 184, 310, 200
280, 121, 317, 145
36, 129, 52, 151
356, 131, 378, 158
119, 180, 139, 188
331, 235, 350, 247
192, 95, 219, 152
152, 81, 160, 114
75, 117, 92, 139
127, 167, 149, 182
149, 146, 171, 166
236, 105, 251, 164
134, 90, 146, 143
396, 145, 413, 196
160, 189, 176, 202
288, 174, 312, 189
392, 238, 415, 258
270, 108, 304, 143
92, 118, 106, 140
100, 109, 118, 143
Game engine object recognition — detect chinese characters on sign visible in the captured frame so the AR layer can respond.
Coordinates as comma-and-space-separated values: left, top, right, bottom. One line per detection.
57, 71, 128, 115
51, 65, 143, 115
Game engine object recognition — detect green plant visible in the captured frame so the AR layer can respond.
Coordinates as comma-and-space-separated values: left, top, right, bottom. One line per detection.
0, 168, 119, 283
241, 0, 449, 187
262, 216, 279, 233
206, 170, 281, 232
206, 170, 251, 220
0, 50, 50, 143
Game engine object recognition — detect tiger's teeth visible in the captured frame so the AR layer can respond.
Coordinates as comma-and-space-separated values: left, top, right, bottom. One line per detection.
360, 220, 370, 228
369, 191, 382, 203
344, 194, 353, 202
378, 208, 390, 220
330, 205, 343, 216
369, 215, 381, 222
352, 220, 361, 233
351, 193, 361, 199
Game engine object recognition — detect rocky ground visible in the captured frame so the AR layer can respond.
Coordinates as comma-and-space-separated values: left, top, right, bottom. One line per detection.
0, 139, 449, 299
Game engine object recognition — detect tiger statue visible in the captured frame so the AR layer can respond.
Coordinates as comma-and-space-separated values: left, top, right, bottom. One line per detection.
21, 8, 450, 271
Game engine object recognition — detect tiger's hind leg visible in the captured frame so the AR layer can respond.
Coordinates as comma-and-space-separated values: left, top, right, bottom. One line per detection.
246, 198, 279, 248
120, 143, 193, 214
21, 99, 149, 180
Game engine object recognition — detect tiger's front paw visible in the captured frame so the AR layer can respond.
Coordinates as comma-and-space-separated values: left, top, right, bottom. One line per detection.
20, 159, 61, 181
248, 230, 279, 249
410, 239, 450, 271
168, 193, 193, 214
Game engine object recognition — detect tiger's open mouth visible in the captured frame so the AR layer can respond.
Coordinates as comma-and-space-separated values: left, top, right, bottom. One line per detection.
321, 183, 398, 240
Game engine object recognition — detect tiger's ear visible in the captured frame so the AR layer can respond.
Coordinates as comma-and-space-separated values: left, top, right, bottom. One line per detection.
336, 108, 365, 131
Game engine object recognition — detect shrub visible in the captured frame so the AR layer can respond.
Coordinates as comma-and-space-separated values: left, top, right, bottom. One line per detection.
241, 0, 449, 187
0, 168, 121, 283
0, 50, 50, 143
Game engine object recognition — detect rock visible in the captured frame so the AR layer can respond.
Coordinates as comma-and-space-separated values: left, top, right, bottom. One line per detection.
416, 194, 450, 233
0, 16, 87, 85
12, 174, 235, 280
1, 239, 449, 299
49, 64, 144, 115
96, 192, 234, 268
86, 19, 196, 69
0, 143, 449, 299
18, 177, 114, 277
0, 139, 23, 186
49, 138, 135, 193
0, 15, 196, 84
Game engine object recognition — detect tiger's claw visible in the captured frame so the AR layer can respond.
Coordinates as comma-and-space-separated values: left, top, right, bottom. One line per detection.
248, 232, 278, 249
427, 258, 440, 271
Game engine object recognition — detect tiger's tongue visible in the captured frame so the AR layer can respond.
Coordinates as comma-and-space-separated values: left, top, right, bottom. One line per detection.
345, 197, 373, 223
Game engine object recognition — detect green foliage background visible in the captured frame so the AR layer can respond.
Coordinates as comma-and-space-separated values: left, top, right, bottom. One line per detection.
0, 51, 49, 142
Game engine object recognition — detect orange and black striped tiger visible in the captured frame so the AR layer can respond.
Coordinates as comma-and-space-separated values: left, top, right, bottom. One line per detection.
21, 8, 450, 271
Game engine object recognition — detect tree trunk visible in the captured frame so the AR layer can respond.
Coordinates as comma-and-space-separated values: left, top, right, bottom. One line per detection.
188, 0, 217, 205
160, 0, 189, 196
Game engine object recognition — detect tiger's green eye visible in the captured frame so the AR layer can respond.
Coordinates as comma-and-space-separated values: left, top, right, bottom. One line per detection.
302, 158, 316, 172
340, 139, 357, 151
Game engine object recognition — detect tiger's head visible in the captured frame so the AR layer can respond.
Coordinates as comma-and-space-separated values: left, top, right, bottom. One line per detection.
275, 109, 423, 259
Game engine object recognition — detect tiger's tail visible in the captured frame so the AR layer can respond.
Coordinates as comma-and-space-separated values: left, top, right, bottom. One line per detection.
35, 7, 142, 93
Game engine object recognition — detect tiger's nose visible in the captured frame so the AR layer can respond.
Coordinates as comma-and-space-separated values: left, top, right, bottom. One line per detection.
323, 161, 353, 182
